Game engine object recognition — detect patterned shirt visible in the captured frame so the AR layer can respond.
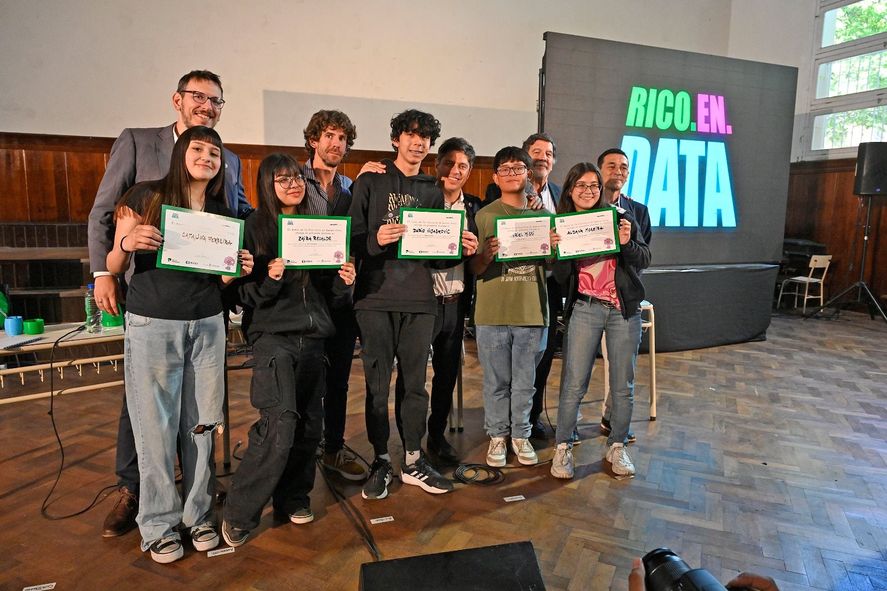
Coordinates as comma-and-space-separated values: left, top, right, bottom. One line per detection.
301, 161, 353, 216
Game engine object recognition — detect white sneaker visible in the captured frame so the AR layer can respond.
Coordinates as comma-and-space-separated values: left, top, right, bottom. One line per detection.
550, 443, 574, 479
604, 442, 635, 479
511, 438, 538, 465
486, 436, 507, 467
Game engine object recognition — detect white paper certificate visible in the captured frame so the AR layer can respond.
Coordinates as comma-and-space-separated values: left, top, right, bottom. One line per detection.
157, 205, 244, 276
279, 215, 350, 269
495, 215, 552, 261
398, 208, 465, 259
554, 209, 620, 259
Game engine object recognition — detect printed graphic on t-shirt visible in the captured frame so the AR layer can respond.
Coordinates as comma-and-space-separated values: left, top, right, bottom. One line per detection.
383, 193, 417, 224
501, 261, 538, 282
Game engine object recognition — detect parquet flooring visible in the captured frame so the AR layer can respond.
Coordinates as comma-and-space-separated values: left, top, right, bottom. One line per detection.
0, 311, 885, 590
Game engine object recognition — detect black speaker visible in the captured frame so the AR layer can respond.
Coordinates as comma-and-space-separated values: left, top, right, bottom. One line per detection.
854, 142, 887, 196
359, 541, 546, 591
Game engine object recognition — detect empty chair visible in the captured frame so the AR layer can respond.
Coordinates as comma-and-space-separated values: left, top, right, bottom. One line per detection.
777, 254, 832, 314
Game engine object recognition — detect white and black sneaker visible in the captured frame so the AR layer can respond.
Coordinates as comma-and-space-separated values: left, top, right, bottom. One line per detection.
401, 453, 454, 494
362, 457, 394, 500
149, 536, 184, 564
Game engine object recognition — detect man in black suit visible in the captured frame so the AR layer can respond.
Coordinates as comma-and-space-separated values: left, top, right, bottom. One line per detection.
87, 69, 251, 538
597, 147, 652, 442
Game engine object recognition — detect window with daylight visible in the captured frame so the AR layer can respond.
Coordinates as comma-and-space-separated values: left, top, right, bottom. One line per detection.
805, 0, 887, 157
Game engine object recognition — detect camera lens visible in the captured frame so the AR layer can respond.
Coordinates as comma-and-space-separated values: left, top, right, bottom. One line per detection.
643, 547, 728, 591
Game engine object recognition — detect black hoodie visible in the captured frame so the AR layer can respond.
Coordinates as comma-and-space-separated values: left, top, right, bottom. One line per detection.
349, 159, 452, 315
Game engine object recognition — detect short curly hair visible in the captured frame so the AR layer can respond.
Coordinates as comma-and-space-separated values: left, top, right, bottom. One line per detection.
303, 110, 357, 159
390, 109, 441, 149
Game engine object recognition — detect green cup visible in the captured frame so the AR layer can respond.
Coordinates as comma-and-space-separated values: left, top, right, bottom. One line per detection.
23, 318, 45, 334
101, 304, 125, 327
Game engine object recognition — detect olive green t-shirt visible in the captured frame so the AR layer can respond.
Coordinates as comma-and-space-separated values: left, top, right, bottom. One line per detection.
473, 200, 549, 327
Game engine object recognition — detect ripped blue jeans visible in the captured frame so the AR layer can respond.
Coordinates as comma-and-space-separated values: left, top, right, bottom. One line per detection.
124, 312, 225, 550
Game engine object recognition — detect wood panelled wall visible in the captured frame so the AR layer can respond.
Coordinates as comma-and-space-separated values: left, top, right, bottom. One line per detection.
2, 131, 886, 304
0, 132, 495, 222
786, 158, 887, 307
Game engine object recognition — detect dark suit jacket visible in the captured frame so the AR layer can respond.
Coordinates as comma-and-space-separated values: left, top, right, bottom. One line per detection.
483, 181, 562, 210
614, 193, 652, 246
87, 123, 252, 273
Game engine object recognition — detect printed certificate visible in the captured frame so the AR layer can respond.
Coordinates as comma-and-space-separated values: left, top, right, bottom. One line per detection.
156, 205, 244, 276
494, 215, 552, 261
554, 209, 620, 259
398, 208, 465, 259
279, 215, 350, 269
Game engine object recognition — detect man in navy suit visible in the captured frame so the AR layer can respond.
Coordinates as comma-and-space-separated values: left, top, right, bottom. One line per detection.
87, 69, 251, 538
596, 147, 652, 443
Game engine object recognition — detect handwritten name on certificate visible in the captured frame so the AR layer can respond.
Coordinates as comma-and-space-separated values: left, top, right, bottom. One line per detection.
398, 208, 465, 259
495, 215, 552, 261
157, 205, 244, 276
554, 209, 620, 259
279, 215, 350, 269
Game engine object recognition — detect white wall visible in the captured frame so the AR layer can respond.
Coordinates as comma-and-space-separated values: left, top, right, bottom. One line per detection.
0, 0, 814, 156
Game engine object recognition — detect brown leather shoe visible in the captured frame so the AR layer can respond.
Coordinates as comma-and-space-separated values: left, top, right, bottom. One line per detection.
102, 487, 138, 537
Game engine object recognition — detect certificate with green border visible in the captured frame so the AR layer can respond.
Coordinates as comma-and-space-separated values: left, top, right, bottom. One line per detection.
494, 214, 553, 261
554, 209, 621, 259
279, 215, 351, 269
398, 208, 465, 259
156, 205, 244, 276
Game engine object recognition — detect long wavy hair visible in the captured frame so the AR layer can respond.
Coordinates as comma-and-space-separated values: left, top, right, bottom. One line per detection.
116, 125, 227, 227
557, 162, 605, 214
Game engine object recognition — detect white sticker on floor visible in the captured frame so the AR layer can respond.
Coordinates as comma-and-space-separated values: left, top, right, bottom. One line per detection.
504, 495, 526, 502
23, 585, 56, 591
208, 547, 235, 557
370, 516, 394, 524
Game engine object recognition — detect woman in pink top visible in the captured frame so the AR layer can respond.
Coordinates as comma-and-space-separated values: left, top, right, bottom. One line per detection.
549, 162, 650, 481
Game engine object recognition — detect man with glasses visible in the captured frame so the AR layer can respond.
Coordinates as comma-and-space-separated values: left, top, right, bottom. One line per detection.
471, 146, 549, 468
299, 110, 370, 481
596, 148, 652, 444
87, 69, 251, 538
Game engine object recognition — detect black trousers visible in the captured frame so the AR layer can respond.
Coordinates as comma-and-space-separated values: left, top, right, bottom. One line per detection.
394, 298, 465, 442
224, 333, 324, 531
531, 276, 562, 423
322, 305, 358, 453
356, 309, 435, 456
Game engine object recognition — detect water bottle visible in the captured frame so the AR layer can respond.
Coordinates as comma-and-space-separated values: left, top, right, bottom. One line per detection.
85, 283, 102, 333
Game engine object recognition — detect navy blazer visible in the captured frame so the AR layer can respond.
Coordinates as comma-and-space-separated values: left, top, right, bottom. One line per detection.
87, 123, 252, 273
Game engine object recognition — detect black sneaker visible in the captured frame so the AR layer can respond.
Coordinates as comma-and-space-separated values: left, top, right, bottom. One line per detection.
427, 436, 461, 465
401, 453, 454, 494
362, 457, 393, 500
221, 519, 250, 548
600, 417, 636, 443
530, 419, 548, 440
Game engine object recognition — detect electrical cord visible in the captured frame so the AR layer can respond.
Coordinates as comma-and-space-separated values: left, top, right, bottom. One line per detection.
40, 324, 121, 520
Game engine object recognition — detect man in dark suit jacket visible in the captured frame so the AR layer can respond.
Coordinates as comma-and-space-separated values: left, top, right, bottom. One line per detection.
596, 147, 653, 443
87, 69, 252, 538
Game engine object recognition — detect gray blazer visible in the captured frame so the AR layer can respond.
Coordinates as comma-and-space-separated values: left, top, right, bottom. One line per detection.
86, 123, 252, 273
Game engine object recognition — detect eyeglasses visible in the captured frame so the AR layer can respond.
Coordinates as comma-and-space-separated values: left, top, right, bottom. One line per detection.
274, 175, 306, 188
179, 90, 226, 109
496, 165, 528, 176
574, 182, 601, 194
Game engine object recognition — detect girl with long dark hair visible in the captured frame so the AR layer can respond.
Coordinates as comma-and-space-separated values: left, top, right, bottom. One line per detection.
106, 125, 254, 563
221, 153, 355, 547
549, 162, 650, 481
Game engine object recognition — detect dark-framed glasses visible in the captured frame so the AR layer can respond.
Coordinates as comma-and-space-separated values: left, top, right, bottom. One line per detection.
574, 181, 601, 194
179, 90, 226, 109
274, 175, 306, 188
496, 165, 528, 176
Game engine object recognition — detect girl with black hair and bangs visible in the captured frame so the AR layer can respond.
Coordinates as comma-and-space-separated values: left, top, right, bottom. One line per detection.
221, 153, 355, 547
107, 125, 254, 564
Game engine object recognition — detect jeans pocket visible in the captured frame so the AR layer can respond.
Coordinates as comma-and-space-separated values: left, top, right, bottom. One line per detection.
126, 313, 152, 328
250, 359, 280, 409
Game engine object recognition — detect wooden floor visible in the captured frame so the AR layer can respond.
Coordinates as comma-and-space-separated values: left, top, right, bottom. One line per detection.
1, 311, 885, 591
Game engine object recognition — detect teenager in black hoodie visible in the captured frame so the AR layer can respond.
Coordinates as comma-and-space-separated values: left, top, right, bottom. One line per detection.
222, 153, 355, 547
349, 110, 478, 500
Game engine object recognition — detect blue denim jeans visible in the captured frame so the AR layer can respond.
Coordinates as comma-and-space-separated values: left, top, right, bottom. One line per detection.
555, 300, 641, 447
124, 312, 225, 551
476, 325, 546, 439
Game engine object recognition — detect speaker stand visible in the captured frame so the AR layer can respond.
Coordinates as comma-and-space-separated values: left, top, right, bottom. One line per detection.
806, 195, 887, 324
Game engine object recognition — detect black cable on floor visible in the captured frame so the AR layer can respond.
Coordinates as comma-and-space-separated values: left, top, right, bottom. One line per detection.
316, 451, 381, 562
40, 324, 121, 520
453, 463, 505, 485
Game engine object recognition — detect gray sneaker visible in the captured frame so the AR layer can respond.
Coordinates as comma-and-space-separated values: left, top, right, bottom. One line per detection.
604, 442, 636, 479
511, 438, 539, 465
486, 436, 507, 467
550, 443, 574, 479
289, 507, 314, 524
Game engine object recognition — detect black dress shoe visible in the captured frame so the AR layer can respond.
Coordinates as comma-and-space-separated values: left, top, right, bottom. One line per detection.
530, 420, 548, 440
427, 437, 461, 465
102, 487, 138, 537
